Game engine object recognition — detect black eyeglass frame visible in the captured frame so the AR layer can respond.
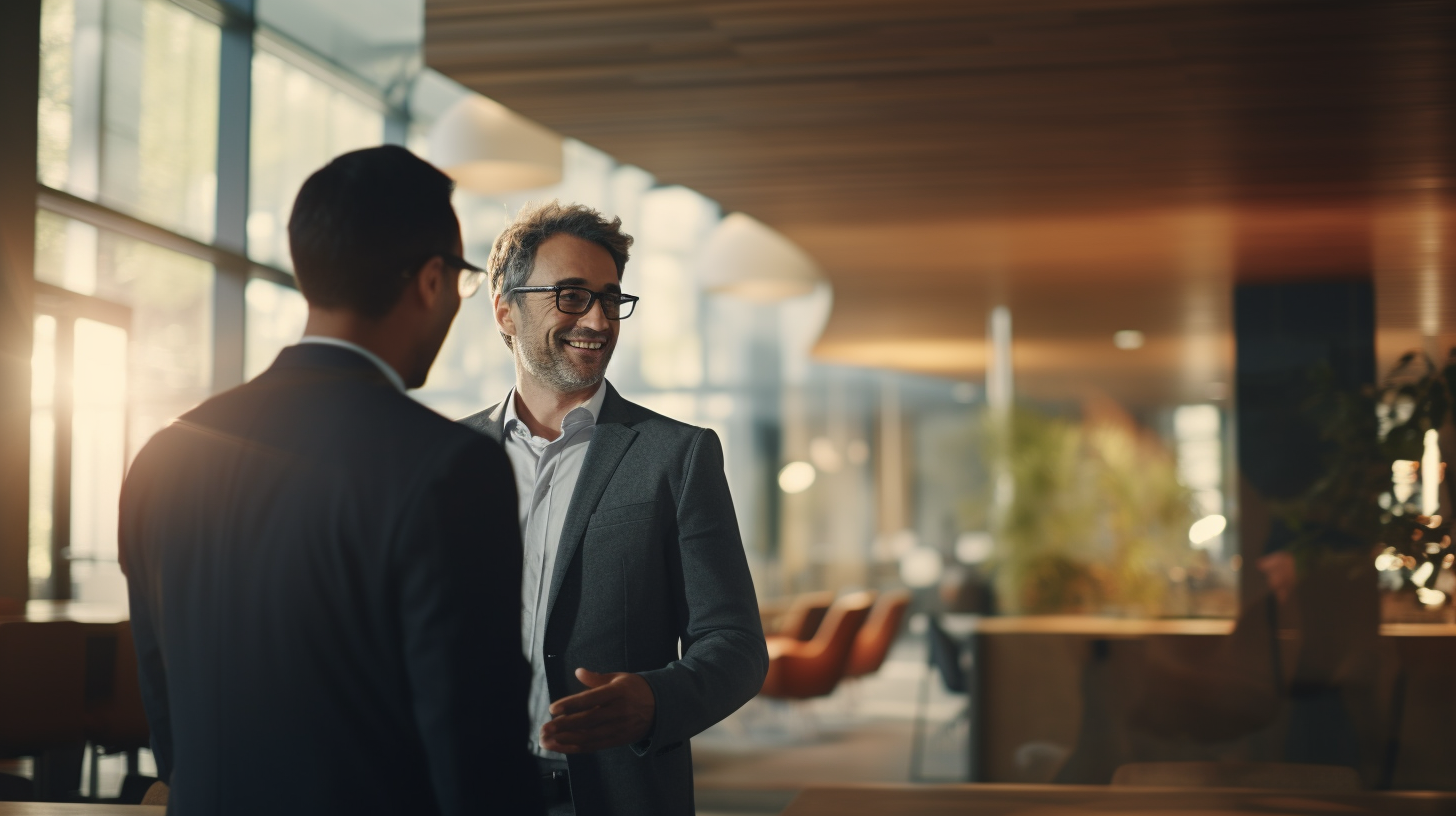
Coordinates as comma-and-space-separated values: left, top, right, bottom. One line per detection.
439, 253, 486, 298
509, 284, 640, 320
401, 253, 486, 298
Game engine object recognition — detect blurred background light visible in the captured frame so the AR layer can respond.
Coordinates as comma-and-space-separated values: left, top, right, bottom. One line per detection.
1188, 514, 1227, 546
809, 437, 841, 473
1412, 560, 1435, 587
428, 95, 563, 194
778, 460, 817, 494
1113, 329, 1145, 350
698, 212, 823, 301
1375, 548, 1403, 572
955, 531, 994, 564
899, 545, 944, 588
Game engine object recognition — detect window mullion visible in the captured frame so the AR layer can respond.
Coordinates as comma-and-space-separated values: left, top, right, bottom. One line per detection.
212, 0, 254, 392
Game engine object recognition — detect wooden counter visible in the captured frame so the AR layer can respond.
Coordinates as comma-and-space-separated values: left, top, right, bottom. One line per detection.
0, 806, 162, 816
782, 783, 1456, 815
0, 601, 129, 624
944, 615, 1456, 787
945, 613, 1456, 638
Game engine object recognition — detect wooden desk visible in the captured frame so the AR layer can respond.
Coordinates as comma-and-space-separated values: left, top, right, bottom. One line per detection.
782, 783, 1456, 815
0, 806, 162, 815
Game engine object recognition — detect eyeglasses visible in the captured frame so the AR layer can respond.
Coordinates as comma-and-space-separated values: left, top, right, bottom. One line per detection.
510, 285, 639, 320
439, 253, 487, 298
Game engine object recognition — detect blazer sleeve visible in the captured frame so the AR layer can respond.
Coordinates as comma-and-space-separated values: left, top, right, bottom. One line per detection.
395, 434, 543, 815
636, 428, 769, 752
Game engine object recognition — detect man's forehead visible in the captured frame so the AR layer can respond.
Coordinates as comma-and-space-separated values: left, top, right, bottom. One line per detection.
527, 234, 621, 284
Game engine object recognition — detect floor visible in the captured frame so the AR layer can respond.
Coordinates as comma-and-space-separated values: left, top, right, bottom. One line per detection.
3, 634, 954, 814
695, 632, 968, 815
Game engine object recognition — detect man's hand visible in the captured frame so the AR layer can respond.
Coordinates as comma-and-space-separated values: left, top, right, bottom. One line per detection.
540, 668, 656, 754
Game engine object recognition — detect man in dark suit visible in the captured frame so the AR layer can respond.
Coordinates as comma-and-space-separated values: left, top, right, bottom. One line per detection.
120, 146, 542, 815
459, 202, 768, 816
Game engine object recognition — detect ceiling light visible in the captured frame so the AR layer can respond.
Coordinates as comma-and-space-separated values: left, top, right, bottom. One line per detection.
1113, 330, 1145, 350
428, 95, 563, 195
698, 212, 823, 301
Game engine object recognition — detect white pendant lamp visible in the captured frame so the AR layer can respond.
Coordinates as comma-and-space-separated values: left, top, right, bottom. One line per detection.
428, 95, 563, 195
698, 212, 823, 301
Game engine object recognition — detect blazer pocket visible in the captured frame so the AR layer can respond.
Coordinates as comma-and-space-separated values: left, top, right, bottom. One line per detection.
588, 500, 660, 530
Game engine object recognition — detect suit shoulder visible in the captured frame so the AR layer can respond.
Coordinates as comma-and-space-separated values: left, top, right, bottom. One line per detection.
457, 402, 503, 435
617, 397, 714, 444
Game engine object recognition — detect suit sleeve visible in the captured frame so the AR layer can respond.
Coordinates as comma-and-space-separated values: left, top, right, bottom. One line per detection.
395, 435, 543, 815
636, 429, 769, 752
118, 464, 175, 783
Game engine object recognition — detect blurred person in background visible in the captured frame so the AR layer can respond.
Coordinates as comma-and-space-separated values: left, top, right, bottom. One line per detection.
120, 146, 541, 815
460, 202, 768, 816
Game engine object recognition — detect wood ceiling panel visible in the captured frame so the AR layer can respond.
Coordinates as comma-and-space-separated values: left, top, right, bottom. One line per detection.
425, 0, 1456, 406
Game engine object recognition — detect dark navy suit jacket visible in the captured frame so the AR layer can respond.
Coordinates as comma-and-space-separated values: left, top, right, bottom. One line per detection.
120, 344, 542, 815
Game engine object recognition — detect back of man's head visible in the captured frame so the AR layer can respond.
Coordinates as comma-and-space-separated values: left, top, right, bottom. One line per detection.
289, 146, 458, 320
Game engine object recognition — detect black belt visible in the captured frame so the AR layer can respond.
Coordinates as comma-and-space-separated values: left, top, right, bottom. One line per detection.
537, 759, 571, 806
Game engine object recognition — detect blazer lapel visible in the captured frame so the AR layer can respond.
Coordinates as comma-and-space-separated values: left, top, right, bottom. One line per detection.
460, 400, 507, 444
544, 386, 637, 625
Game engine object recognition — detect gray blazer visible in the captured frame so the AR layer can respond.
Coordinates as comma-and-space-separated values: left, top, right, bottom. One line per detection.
460, 383, 768, 816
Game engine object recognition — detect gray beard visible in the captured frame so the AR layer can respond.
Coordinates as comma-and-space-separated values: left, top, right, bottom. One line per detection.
519, 334, 610, 393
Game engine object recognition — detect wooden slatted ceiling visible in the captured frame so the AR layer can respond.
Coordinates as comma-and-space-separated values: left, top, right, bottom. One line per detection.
424, 0, 1456, 405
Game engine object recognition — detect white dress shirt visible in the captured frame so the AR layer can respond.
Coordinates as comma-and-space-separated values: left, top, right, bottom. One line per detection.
295, 335, 406, 392
502, 382, 608, 759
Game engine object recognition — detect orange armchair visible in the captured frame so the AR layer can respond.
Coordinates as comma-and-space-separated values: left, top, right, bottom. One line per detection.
844, 589, 911, 679
760, 591, 876, 699
773, 591, 835, 641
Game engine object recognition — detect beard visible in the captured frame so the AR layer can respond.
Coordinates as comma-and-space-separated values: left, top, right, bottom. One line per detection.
517, 317, 614, 393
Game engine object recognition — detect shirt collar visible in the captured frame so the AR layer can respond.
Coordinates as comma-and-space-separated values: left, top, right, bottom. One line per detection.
502, 381, 607, 441
295, 336, 406, 392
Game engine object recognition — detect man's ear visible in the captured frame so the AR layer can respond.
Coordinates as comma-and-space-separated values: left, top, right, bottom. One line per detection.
413, 256, 448, 310
494, 290, 517, 341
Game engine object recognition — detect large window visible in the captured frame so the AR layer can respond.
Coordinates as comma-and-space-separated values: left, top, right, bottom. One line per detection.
31, 211, 215, 601
244, 277, 307, 380
37, 0, 220, 241
247, 44, 385, 269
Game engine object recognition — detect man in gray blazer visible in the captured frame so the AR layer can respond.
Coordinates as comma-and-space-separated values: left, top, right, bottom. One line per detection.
460, 202, 768, 816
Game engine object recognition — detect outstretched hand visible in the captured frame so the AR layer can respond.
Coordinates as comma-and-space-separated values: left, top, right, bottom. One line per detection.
540, 668, 656, 754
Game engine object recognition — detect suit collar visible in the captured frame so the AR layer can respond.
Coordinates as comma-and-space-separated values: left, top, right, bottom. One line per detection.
544, 381, 641, 626
545, 417, 637, 627
458, 379, 647, 626
501, 382, 607, 441
268, 343, 394, 387
295, 336, 406, 392
463, 380, 638, 444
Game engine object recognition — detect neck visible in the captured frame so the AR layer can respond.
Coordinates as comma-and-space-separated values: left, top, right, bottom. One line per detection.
303, 309, 412, 387
512, 363, 601, 441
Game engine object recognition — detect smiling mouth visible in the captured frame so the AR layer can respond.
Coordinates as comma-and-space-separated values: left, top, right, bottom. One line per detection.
565, 339, 605, 350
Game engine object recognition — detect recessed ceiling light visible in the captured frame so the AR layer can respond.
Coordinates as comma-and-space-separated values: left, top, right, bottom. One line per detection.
1113, 330, 1145, 350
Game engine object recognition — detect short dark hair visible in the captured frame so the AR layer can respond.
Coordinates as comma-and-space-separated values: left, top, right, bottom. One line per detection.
487, 201, 633, 300
288, 145, 459, 319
